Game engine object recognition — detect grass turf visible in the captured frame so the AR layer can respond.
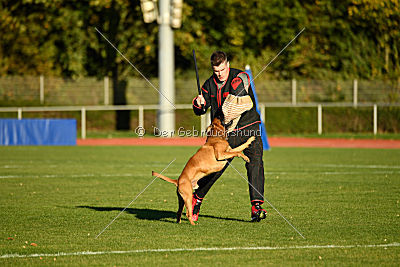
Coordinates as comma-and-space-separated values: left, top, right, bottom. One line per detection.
0, 146, 399, 265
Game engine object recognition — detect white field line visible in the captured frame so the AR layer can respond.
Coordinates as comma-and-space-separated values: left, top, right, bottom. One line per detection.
317, 164, 400, 169
1, 163, 167, 168
118, 170, 400, 177
265, 171, 400, 175
318, 171, 400, 175
0, 173, 148, 179
3, 164, 398, 170
1, 242, 399, 259
1, 170, 399, 179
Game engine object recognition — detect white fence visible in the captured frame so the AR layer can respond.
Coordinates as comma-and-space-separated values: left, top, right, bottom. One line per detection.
1, 76, 399, 105
1, 102, 398, 139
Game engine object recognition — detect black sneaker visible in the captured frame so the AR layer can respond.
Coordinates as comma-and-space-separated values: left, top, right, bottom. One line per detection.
192, 194, 203, 222
251, 204, 267, 222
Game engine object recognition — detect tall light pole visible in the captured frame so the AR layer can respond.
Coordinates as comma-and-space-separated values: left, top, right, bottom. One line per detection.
158, 0, 175, 137
141, 0, 182, 137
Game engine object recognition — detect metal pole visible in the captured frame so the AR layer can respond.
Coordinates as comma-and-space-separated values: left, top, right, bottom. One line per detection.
292, 79, 296, 105
157, 0, 175, 137
317, 104, 322, 135
260, 103, 265, 123
206, 110, 211, 127
17, 108, 22, 120
104, 76, 109, 105
81, 107, 86, 139
373, 104, 377, 135
200, 111, 212, 136
40, 75, 44, 104
138, 105, 144, 130
353, 79, 358, 107
201, 114, 206, 136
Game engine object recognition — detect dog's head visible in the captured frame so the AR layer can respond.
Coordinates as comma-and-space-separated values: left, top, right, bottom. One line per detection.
206, 116, 227, 139
213, 106, 233, 129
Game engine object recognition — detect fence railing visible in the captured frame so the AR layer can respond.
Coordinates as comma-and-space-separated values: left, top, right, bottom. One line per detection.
0, 76, 399, 105
1, 102, 398, 139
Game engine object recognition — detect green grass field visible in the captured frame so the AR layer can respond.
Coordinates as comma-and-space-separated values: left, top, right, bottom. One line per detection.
0, 146, 399, 265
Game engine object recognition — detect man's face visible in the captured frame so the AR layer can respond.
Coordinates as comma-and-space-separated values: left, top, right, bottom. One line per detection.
212, 61, 230, 82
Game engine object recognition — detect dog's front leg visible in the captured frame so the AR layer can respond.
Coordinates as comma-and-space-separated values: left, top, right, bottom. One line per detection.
236, 152, 250, 162
229, 136, 256, 152
215, 151, 250, 162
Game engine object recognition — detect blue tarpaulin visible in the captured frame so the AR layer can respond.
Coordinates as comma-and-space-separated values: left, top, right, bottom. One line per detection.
245, 66, 270, 150
0, 119, 76, 146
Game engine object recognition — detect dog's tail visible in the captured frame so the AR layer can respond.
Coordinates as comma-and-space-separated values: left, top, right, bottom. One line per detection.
152, 171, 178, 186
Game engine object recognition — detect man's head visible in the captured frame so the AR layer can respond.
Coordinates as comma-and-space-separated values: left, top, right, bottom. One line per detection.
211, 51, 230, 82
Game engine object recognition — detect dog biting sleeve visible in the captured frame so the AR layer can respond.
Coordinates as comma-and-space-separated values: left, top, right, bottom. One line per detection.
222, 94, 253, 132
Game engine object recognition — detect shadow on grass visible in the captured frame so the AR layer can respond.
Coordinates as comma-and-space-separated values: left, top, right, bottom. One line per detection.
76, 205, 248, 223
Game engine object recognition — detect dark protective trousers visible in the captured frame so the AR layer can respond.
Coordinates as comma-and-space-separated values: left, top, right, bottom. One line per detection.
194, 124, 265, 203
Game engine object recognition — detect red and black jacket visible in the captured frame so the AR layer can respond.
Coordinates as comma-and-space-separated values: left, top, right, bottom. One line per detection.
193, 68, 261, 131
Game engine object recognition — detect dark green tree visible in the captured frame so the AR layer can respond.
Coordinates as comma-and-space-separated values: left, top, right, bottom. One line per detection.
1, 0, 399, 111
0, 0, 86, 76
82, 0, 157, 130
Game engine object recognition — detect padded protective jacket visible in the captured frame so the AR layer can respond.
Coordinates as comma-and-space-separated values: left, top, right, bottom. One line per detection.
192, 68, 261, 131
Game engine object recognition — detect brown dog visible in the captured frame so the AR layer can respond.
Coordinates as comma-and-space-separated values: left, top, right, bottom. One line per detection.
152, 116, 255, 225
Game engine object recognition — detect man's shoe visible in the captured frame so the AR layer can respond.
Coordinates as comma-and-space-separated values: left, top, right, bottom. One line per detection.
192, 194, 203, 222
251, 204, 267, 222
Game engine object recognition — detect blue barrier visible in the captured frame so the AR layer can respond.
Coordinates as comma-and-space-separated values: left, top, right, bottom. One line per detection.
245, 67, 270, 150
0, 119, 76, 146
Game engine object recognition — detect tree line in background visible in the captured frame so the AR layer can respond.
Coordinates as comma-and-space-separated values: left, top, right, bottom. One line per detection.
179, 0, 400, 81
1, 0, 399, 79
1, 0, 399, 129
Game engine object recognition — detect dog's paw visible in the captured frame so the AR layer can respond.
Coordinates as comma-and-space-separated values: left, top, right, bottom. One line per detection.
248, 136, 256, 143
241, 153, 250, 162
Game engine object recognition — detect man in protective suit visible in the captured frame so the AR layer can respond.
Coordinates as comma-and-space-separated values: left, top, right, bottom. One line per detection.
192, 51, 266, 222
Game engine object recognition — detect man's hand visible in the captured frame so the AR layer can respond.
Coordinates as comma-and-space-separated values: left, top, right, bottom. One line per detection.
195, 95, 205, 106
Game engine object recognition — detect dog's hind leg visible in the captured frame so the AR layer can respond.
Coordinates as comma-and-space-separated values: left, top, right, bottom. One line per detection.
176, 188, 184, 223
184, 194, 195, 225
178, 179, 196, 225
